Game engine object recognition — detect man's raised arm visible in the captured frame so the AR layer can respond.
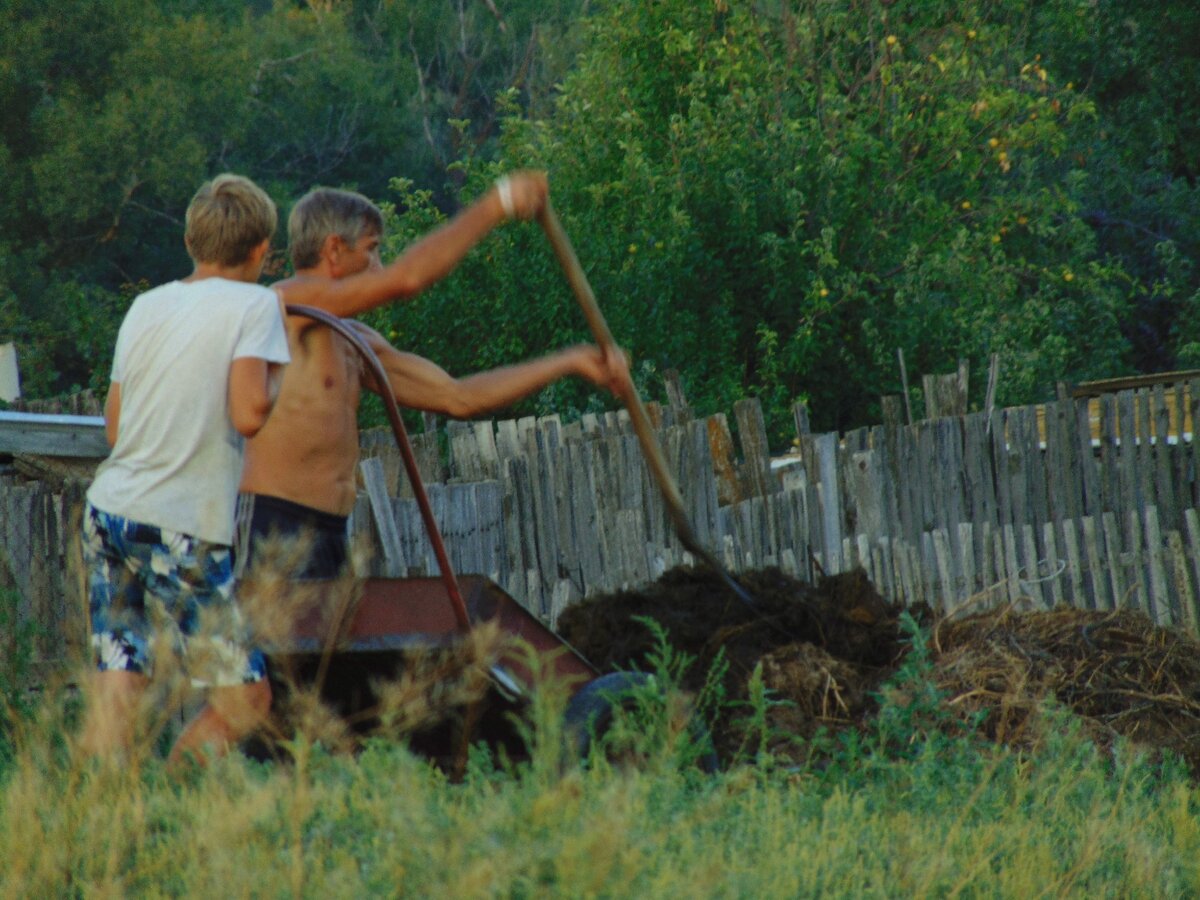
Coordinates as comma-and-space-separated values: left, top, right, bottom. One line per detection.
278, 171, 548, 318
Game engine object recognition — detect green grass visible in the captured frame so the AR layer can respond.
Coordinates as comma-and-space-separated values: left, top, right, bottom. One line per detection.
3, 602, 1200, 897
4, 705, 1198, 897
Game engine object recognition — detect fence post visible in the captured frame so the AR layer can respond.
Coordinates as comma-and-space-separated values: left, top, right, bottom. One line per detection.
814, 432, 843, 573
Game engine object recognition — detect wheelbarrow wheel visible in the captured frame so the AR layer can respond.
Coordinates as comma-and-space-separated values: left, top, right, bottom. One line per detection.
563, 671, 719, 772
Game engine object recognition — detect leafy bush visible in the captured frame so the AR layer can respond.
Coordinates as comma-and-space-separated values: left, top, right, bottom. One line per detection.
0, 0, 586, 396
369, 0, 1138, 441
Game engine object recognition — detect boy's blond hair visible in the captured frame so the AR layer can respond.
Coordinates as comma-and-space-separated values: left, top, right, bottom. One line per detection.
184, 174, 277, 267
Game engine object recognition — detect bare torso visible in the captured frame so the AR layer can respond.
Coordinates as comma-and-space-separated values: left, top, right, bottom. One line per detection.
240, 315, 364, 516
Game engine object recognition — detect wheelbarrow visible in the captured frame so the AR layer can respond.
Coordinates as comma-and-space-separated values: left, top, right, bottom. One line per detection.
261, 305, 700, 772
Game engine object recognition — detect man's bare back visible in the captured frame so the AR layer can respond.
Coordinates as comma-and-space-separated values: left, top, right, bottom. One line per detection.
239, 286, 366, 516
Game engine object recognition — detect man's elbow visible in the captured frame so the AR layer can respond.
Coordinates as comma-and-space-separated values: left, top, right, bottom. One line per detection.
380, 270, 422, 305
385, 378, 477, 419
438, 388, 481, 420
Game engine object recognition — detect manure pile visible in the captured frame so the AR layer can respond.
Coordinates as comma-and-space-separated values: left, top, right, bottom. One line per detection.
556, 566, 1200, 772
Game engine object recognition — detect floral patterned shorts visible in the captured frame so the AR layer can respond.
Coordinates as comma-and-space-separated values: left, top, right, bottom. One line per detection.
82, 501, 266, 687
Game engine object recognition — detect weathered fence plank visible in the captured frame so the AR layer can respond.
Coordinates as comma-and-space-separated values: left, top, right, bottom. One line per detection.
360, 457, 405, 577
1152, 386, 1177, 530
1145, 506, 1170, 625
1060, 517, 1085, 610
1167, 529, 1193, 630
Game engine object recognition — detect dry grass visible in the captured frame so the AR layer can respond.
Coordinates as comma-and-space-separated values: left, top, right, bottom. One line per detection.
5, 661, 1200, 896
5, 567, 1200, 896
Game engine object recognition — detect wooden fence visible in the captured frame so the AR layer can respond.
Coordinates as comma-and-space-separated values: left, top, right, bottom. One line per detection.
5, 375, 1200, 666
345, 378, 1200, 631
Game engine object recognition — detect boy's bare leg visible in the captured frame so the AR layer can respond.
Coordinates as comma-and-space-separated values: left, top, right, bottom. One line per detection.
79, 669, 150, 759
168, 679, 271, 769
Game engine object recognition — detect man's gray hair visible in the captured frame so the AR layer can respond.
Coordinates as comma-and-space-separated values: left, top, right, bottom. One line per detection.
288, 188, 385, 270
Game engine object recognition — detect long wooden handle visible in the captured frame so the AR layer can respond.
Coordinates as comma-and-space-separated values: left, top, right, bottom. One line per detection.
536, 202, 705, 558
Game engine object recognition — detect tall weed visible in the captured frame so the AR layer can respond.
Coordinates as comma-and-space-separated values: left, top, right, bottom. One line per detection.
0, 587, 41, 773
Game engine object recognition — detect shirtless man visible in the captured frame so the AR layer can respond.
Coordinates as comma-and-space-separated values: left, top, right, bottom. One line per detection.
237, 183, 629, 577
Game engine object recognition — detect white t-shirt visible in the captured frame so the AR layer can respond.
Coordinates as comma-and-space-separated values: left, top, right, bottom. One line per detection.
87, 278, 290, 544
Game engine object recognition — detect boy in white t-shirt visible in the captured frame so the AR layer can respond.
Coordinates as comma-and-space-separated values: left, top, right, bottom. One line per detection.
80, 174, 291, 768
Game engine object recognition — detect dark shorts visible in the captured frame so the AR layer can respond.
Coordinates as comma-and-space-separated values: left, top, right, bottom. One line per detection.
82, 501, 267, 686
234, 493, 350, 580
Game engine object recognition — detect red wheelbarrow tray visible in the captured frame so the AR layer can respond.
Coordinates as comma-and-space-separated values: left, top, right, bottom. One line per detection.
270, 573, 600, 696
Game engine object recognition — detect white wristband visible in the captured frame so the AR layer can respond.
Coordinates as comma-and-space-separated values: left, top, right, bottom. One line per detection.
496, 176, 515, 219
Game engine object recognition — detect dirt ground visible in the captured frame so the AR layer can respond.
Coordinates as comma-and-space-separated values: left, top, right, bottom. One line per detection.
556, 566, 1200, 773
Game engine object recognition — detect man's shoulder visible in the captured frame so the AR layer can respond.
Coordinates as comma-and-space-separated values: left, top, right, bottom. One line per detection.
272, 273, 329, 295
273, 272, 351, 314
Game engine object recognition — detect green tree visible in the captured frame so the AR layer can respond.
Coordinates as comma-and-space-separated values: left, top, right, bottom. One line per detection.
0, 0, 592, 397
1029, 1, 1200, 372
8, 0, 1195, 445
370, 0, 1133, 439
345, 0, 592, 196
0, 1, 414, 392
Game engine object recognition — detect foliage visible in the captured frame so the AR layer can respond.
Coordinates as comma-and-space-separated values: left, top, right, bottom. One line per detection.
594, 615, 725, 772
369, 0, 1152, 439
494, 0, 1137, 435
347, 0, 591, 194
1029, 0, 1200, 372
0, 587, 40, 773
0, 281, 136, 397
809, 611, 991, 788
3, 0, 1198, 446
0, 0, 586, 395
732, 661, 784, 767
